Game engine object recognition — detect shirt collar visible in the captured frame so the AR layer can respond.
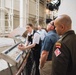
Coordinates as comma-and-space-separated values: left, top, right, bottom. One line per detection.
62, 30, 75, 37
60, 30, 75, 41
28, 30, 34, 36
48, 30, 56, 34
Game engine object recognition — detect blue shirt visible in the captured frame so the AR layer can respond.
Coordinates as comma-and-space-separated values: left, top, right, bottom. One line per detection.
41, 30, 59, 61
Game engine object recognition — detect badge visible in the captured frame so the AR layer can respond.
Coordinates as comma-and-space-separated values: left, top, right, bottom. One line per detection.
54, 48, 61, 57
55, 42, 61, 48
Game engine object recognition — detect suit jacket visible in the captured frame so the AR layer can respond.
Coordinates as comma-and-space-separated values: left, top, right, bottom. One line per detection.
51, 30, 76, 75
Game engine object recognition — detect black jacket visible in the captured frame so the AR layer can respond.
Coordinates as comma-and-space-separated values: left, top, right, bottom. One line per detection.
51, 30, 76, 75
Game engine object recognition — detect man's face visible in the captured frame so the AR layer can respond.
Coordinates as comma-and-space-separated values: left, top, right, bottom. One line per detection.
47, 23, 54, 31
26, 25, 32, 33
54, 21, 63, 35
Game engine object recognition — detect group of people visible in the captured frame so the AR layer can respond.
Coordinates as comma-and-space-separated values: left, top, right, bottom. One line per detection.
18, 14, 76, 75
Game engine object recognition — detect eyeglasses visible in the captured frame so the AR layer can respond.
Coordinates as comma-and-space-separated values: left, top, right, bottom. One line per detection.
50, 22, 55, 29
50, 22, 54, 26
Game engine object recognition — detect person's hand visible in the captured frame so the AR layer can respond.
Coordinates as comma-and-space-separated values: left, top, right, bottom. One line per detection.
18, 44, 25, 50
